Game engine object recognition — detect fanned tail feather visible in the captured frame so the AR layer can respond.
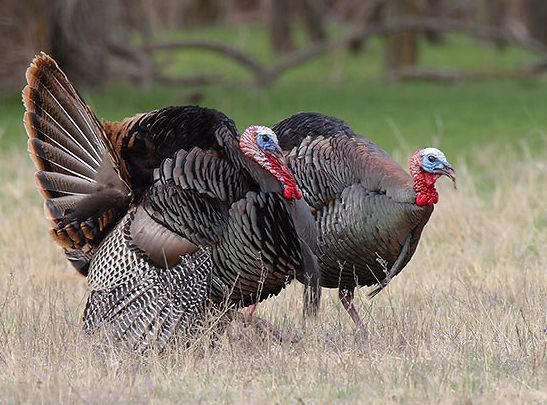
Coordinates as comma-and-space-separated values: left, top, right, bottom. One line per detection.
22, 53, 131, 275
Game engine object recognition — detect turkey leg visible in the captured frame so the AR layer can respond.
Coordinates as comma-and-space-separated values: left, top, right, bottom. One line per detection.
339, 288, 368, 337
234, 304, 298, 343
369, 235, 412, 298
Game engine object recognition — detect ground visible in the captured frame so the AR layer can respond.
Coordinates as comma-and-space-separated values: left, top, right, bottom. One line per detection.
0, 25, 545, 404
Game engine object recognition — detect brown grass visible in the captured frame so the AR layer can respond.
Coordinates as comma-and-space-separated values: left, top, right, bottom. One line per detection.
0, 143, 545, 404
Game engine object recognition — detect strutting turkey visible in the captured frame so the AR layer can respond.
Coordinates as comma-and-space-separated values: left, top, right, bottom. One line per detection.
273, 112, 456, 334
22, 53, 318, 351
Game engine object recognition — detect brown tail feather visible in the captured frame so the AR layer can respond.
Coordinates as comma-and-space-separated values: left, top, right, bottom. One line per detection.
23, 110, 98, 173
23, 54, 104, 193
23, 55, 105, 165
35, 171, 96, 199
23, 53, 131, 276
28, 138, 96, 180
44, 195, 82, 220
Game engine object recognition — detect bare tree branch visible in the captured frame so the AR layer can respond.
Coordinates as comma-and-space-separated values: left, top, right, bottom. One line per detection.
153, 73, 221, 86
397, 67, 547, 83
143, 39, 269, 82
267, 17, 547, 83
526, 59, 547, 73
107, 40, 153, 90
143, 17, 547, 86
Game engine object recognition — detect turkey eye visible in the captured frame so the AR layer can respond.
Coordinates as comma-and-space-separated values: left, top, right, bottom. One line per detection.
261, 135, 270, 143
428, 155, 437, 162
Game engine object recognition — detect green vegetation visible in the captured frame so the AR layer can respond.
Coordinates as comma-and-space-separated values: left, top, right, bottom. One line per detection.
1, 25, 545, 159
151, 24, 540, 79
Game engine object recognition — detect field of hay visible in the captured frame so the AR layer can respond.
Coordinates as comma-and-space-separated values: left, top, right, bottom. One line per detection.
0, 140, 545, 404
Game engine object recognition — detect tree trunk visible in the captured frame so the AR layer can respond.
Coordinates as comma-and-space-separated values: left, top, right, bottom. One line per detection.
264, 0, 294, 55
298, 0, 326, 43
384, 0, 419, 78
348, 0, 385, 53
0, 0, 42, 89
48, 0, 116, 87
422, 0, 444, 45
181, 0, 225, 26
522, 0, 547, 45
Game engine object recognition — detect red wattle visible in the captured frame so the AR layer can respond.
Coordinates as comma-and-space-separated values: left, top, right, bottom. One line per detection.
415, 191, 438, 206
409, 152, 440, 207
413, 172, 440, 206
265, 153, 302, 201
283, 186, 302, 200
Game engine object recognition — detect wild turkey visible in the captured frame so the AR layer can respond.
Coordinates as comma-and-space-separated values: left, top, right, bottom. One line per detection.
273, 112, 456, 333
23, 53, 318, 351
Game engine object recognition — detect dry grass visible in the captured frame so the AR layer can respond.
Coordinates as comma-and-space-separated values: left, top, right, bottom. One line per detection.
0, 143, 545, 404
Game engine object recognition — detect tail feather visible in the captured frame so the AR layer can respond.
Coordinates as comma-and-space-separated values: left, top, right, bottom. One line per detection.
23, 53, 131, 275
35, 172, 96, 198
24, 109, 99, 172
28, 138, 96, 181
44, 195, 82, 220
24, 58, 105, 165
65, 250, 94, 274
23, 91, 103, 171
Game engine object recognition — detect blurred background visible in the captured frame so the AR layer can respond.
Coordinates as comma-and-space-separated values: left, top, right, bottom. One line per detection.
0, 0, 546, 159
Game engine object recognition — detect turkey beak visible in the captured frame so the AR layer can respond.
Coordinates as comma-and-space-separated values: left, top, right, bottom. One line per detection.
269, 145, 288, 166
440, 165, 457, 189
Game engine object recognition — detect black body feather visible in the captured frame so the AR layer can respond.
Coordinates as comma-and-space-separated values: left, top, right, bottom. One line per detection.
23, 54, 314, 351
274, 112, 434, 296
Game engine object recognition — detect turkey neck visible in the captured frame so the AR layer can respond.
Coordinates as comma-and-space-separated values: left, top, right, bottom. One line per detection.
409, 154, 440, 207
240, 157, 285, 194
217, 129, 284, 194
234, 138, 317, 248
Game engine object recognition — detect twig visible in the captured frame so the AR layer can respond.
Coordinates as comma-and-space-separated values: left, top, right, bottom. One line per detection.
107, 40, 153, 90
143, 39, 270, 84
398, 67, 547, 82
153, 73, 221, 87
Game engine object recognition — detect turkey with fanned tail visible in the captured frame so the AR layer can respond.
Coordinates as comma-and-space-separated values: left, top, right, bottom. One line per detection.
273, 112, 456, 335
22, 53, 318, 351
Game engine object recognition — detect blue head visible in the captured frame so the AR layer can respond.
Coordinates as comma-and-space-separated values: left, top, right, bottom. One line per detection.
255, 126, 280, 154
239, 125, 301, 200
420, 147, 456, 184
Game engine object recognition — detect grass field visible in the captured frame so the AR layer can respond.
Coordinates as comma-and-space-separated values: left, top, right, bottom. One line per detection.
0, 24, 546, 404
0, 142, 545, 404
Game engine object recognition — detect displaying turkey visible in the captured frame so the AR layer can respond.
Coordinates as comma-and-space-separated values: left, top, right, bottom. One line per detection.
273, 112, 456, 333
23, 53, 318, 351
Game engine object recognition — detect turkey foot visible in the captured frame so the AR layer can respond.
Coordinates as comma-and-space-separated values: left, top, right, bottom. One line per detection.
234, 304, 300, 343
339, 288, 369, 338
